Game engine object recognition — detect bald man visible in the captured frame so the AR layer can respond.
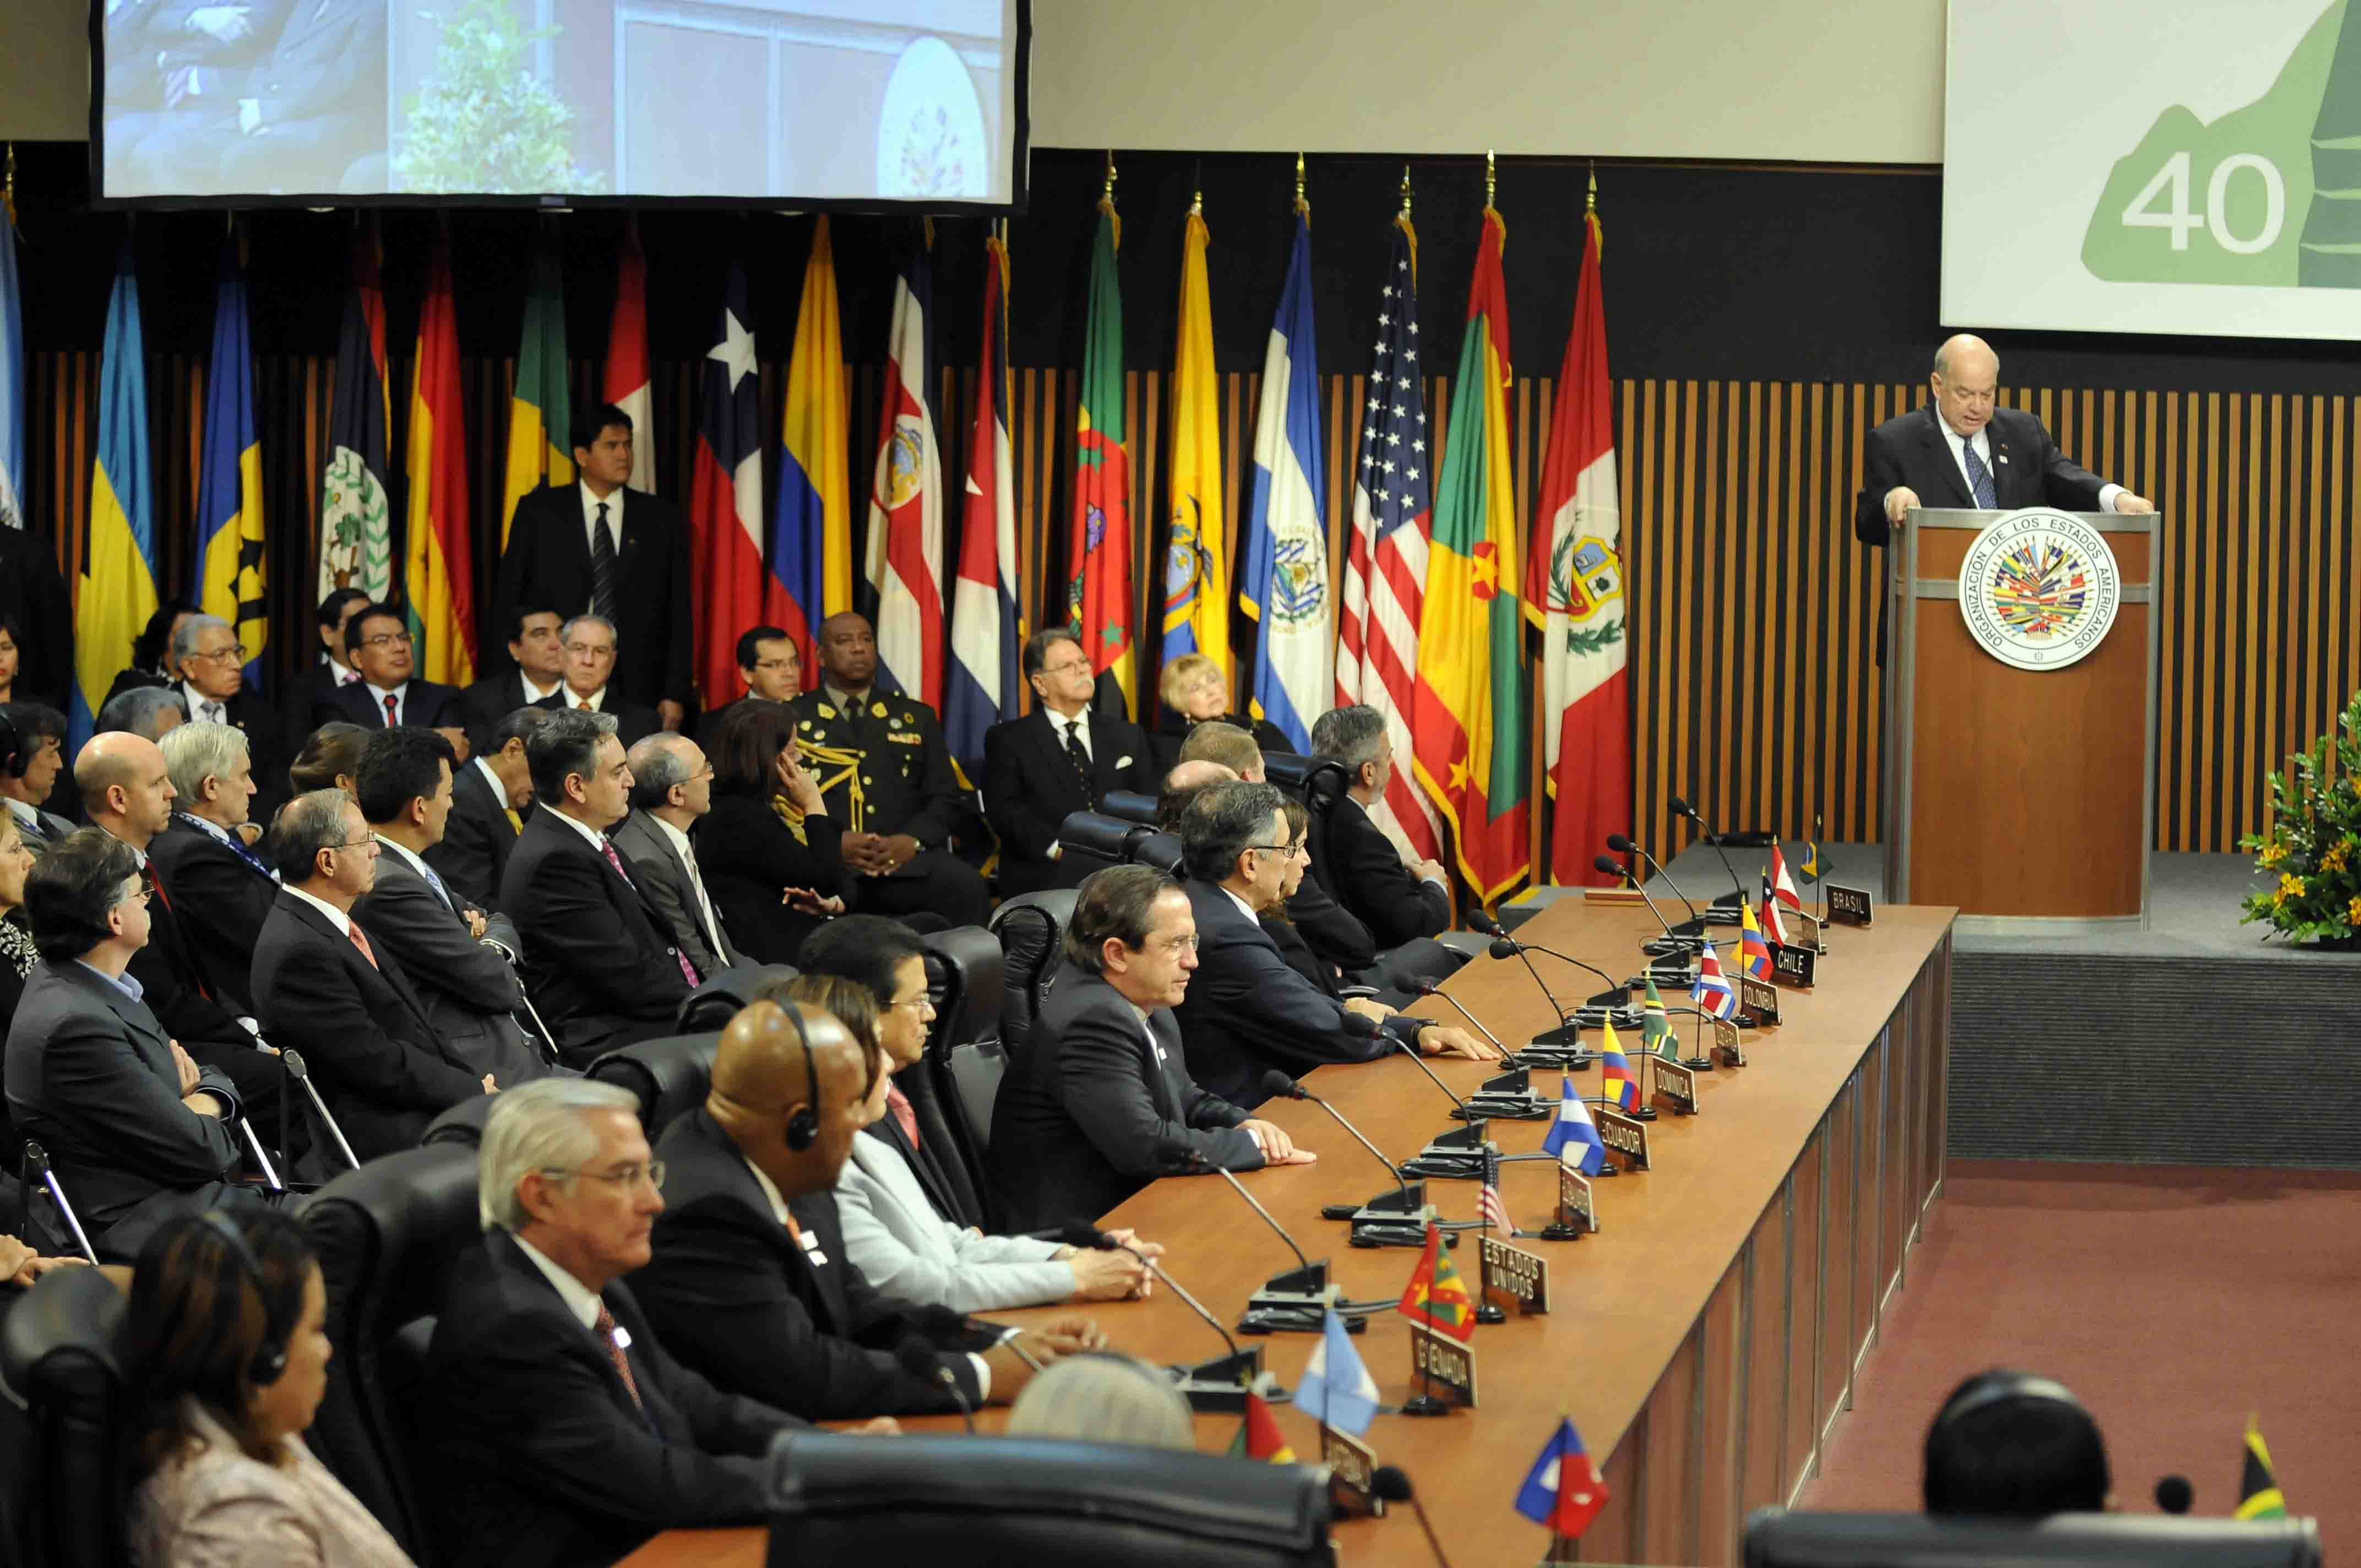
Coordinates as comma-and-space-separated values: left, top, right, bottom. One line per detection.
633, 999, 1100, 1420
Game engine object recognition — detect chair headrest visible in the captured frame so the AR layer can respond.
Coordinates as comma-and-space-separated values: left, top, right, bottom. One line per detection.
1128, 831, 1183, 876
1100, 791, 1158, 826
1742, 1509, 2323, 1568
678, 964, 798, 1032
921, 927, 1005, 1065
420, 1095, 499, 1150
988, 891, 1078, 1058
1260, 752, 1352, 806
1, 1262, 124, 1403
1058, 810, 1151, 864
587, 1032, 725, 1140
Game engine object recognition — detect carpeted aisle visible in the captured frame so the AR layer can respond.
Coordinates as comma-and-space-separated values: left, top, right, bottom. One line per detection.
1800, 1161, 2361, 1553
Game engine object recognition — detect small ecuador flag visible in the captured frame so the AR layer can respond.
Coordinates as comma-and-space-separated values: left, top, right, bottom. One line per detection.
1739, 901, 1773, 979
2236, 1419, 2287, 1520
1398, 1220, 1477, 1343
1596, 1018, 1641, 1112
1515, 1415, 1609, 1539
1230, 1390, 1294, 1463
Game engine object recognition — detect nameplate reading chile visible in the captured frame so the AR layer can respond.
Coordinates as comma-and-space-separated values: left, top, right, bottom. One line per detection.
1406, 1321, 1478, 1408
1770, 941, 1817, 990
1479, 1235, 1551, 1315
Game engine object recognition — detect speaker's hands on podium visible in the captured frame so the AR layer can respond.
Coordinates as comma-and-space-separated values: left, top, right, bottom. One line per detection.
1240, 1119, 1315, 1165
1883, 486, 1923, 526
1064, 1244, 1154, 1302
2113, 491, 2156, 514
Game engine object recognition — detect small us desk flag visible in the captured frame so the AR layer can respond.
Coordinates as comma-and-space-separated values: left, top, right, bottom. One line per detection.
1295, 1308, 1380, 1436
1541, 1075, 1605, 1175
1516, 1415, 1609, 1540
1478, 1145, 1513, 1233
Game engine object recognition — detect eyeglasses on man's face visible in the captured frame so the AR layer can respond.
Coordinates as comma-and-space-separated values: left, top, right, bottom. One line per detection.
360, 630, 414, 650
544, 1161, 666, 1193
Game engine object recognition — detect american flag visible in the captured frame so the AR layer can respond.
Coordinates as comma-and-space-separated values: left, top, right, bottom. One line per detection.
1478, 1147, 1513, 1233
1336, 213, 1442, 862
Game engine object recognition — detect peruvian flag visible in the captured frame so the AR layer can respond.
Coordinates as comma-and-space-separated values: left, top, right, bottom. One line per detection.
1528, 205, 1631, 886
863, 225, 944, 709
604, 223, 654, 493
944, 232, 1018, 775
686, 262, 767, 707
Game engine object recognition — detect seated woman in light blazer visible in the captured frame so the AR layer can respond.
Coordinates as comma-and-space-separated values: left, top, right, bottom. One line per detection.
122, 1210, 412, 1568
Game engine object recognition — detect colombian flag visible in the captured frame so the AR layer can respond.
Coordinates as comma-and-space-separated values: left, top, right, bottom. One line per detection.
1411, 205, 1528, 902
1162, 204, 1229, 678
773, 216, 851, 670
404, 235, 475, 687
1398, 1220, 1477, 1343
1597, 1017, 1641, 1112
197, 233, 266, 691
74, 238, 159, 749
1070, 190, 1134, 710
1739, 902, 1773, 979
1228, 1390, 1294, 1463
500, 233, 573, 549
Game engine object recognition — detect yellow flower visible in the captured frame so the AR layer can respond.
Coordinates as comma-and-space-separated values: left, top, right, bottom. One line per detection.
2349, 895, 2361, 927
2279, 873, 2307, 901
2326, 840, 2356, 874
2260, 842, 2287, 868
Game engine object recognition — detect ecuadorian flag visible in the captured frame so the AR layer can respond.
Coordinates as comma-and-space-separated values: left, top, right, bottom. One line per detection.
771, 216, 852, 669
74, 239, 159, 749
198, 234, 266, 691
1597, 1018, 1642, 1112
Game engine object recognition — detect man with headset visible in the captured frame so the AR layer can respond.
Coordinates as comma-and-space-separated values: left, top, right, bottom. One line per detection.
1922, 1369, 2113, 1516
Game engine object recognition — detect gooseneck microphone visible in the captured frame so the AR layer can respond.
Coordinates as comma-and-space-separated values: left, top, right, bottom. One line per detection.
1158, 1139, 1314, 1276
1467, 910, 1577, 1033
1605, 833, 1702, 924
1669, 793, 1750, 909
1261, 1070, 1410, 1212
1411, 982, 1510, 1055
1054, 1221, 1266, 1406
1594, 852, 1698, 950
1386, 1037, 1476, 1121
894, 1337, 975, 1433
1371, 1466, 1457, 1568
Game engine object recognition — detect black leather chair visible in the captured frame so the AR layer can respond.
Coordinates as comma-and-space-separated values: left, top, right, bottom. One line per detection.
586, 1031, 724, 1141
297, 1142, 481, 1566
766, 1431, 1331, 1567
987, 890, 1076, 1062
1128, 830, 1183, 876
1743, 1508, 2321, 1568
1, 1266, 127, 1568
1055, 808, 1152, 884
1100, 790, 1158, 826
419, 1095, 499, 1150
915, 927, 1005, 1227
678, 962, 798, 1032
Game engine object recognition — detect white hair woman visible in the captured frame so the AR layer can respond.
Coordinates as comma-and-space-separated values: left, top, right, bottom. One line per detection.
1003, 1351, 1195, 1451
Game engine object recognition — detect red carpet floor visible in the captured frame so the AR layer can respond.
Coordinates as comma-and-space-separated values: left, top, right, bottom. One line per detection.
1801, 1161, 2361, 1554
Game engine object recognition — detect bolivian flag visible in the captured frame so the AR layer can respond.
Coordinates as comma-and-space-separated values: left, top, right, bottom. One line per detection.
501, 233, 573, 548
1397, 1219, 1477, 1343
1411, 205, 1528, 902
405, 234, 476, 687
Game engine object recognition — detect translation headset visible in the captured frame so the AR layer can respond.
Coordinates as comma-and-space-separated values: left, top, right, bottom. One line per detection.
0, 710, 21, 779
1929, 1370, 2090, 1437
199, 1210, 291, 1387
779, 999, 820, 1153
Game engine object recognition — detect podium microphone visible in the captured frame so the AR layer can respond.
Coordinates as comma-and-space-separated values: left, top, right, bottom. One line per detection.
1267, 1071, 1431, 1248
1467, 910, 1580, 1046
894, 1337, 976, 1434
1604, 834, 1704, 927
1263, 1071, 1407, 1209
1371, 1466, 1457, 1568
1054, 1222, 1271, 1410
1668, 793, 1750, 912
1386, 1038, 1496, 1183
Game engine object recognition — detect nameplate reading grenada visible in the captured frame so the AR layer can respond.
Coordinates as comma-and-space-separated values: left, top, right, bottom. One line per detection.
1739, 975, 1781, 1027
1652, 1057, 1700, 1115
1770, 941, 1816, 990
1596, 1107, 1652, 1170
1826, 884, 1874, 927
1713, 1016, 1746, 1068
1559, 1162, 1598, 1233
1323, 1427, 1382, 1517
1407, 1321, 1478, 1408
1480, 1235, 1551, 1314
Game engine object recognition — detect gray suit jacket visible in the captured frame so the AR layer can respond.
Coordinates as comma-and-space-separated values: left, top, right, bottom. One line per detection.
610, 810, 743, 979
8, 802, 78, 857
349, 850, 556, 1087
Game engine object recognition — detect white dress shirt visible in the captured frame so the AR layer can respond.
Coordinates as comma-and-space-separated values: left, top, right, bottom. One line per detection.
582, 482, 625, 571
561, 684, 610, 713
512, 1232, 605, 1330
648, 813, 728, 961
179, 681, 230, 727
1936, 412, 2123, 513
546, 807, 614, 858
361, 680, 410, 725
1048, 708, 1093, 761
518, 671, 561, 705
284, 884, 353, 938
472, 755, 512, 810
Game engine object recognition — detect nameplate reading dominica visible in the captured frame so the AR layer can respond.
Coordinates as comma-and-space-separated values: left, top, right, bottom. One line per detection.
1739, 975, 1782, 1027
1323, 1427, 1382, 1517
1558, 1161, 1597, 1233
1596, 1107, 1652, 1170
1770, 941, 1817, 990
1406, 1322, 1478, 1407
1826, 884, 1875, 927
1479, 1235, 1551, 1314
1713, 1016, 1746, 1068
1652, 1057, 1700, 1115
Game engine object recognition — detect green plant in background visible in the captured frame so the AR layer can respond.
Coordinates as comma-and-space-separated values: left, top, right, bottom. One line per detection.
394, 0, 605, 195
2239, 687, 2361, 944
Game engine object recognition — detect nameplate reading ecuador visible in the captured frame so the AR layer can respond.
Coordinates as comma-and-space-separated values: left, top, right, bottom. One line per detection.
1406, 1321, 1479, 1408
1652, 1056, 1700, 1115
1596, 1107, 1652, 1170
1323, 1427, 1382, 1517
1739, 975, 1782, 1027
1825, 884, 1875, 927
1480, 1235, 1551, 1315
1714, 1016, 1746, 1068
1770, 941, 1817, 990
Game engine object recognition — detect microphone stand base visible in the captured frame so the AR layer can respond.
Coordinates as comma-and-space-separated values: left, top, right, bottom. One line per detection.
1451, 1097, 1551, 1122
1474, 1302, 1508, 1324
1529, 1018, 1587, 1048
1536, 1222, 1586, 1242
1572, 1003, 1645, 1030
1169, 1348, 1270, 1412
1397, 1395, 1455, 1418
1642, 935, 1707, 957
1682, 1054, 1717, 1071
1239, 1304, 1363, 1336
1400, 1155, 1486, 1181
1508, 1045, 1595, 1071
1348, 1221, 1435, 1249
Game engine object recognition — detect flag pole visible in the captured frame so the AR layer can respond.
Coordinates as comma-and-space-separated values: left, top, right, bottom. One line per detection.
1475, 1153, 1506, 1324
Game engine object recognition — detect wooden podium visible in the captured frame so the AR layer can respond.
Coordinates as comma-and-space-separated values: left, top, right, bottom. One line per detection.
1882, 508, 2158, 932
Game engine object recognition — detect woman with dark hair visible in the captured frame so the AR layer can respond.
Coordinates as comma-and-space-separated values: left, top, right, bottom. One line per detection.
696, 699, 847, 964
285, 722, 370, 798
104, 598, 204, 711
0, 614, 23, 706
122, 1210, 413, 1567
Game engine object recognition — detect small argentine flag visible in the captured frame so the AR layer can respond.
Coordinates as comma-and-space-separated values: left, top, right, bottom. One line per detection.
1294, 1308, 1380, 1436
1539, 1074, 1606, 1174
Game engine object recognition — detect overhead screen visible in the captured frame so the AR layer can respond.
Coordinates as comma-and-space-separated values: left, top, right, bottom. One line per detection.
1944, 0, 2361, 342
94, 0, 1024, 206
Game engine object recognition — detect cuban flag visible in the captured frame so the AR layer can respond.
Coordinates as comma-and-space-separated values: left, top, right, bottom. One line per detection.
1295, 1308, 1380, 1436
1539, 1075, 1606, 1175
944, 231, 1018, 775
1238, 209, 1329, 751
686, 262, 769, 707
1692, 942, 1738, 1021
1515, 1415, 1609, 1539
864, 223, 944, 707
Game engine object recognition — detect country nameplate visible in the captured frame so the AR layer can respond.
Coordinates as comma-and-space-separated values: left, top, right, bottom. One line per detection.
1825, 884, 1875, 927
1596, 1107, 1652, 1170
1323, 1427, 1383, 1517
1406, 1321, 1478, 1408
1713, 1016, 1747, 1068
1651, 1055, 1700, 1115
1739, 974, 1782, 1027
1784, 906, 1829, 953
1770, 941, 1817, 990
1479, 1234, 1551, 1314
1548, 1161, 1597, 1237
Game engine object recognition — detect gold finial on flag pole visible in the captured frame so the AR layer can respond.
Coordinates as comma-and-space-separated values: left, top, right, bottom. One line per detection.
1484, 148, 1496, 208
1586, 160, 1597, 214
1293, 151, 1307, 217
1102, 150, 1117, 204
2, 142, 15, 233
1190, 157, 1203, 217
1399, 164, 1413, 217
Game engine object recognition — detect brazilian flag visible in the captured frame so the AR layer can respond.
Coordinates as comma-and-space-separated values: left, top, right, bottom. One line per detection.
2236, 1420, 2287, 1520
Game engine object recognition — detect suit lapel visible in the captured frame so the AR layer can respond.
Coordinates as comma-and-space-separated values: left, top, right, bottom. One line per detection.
79, 965, 173, 1061
869, 1116, 959, 1225
286, 895, 444, 1048
1916, 406, 1974, 508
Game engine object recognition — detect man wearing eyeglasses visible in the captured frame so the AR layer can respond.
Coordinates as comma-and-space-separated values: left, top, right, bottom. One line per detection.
980, 628, 1154, 898
530, 614, 661, 748
170, 612, 285, 820
610, 732, 742, 980
311, 601, 469, 758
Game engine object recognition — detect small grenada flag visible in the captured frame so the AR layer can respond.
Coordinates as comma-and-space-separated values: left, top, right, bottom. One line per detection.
2236, 1418, 2287, 1520
1739, 901, 1774, 979
1230, 1389, 1294, 1463
1515, 1415, 1609, 1540
1596, 1018, 1641, 1112
1398, 1220, 1477, 1342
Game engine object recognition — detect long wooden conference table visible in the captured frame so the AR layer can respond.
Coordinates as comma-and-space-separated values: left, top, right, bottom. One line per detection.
622, 896, 1954, 1567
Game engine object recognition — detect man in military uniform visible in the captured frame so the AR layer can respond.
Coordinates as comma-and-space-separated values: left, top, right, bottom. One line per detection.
785, 613, 991, 930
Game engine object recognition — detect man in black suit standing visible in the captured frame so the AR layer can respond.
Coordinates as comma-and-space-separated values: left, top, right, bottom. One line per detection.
785, 612, 989, 930
1172, 781, 1493, 1111
991, 864, 1309, 1233
697, 625, 802, 750
498, 709, 698, 1065
4, 830, 250, 1259
429, 705, 548, 912
531, 616, 661, 749
494, 405, 693, 732
982, 629, 1153, 899
427, 1077, 825, 1568
167, 613, 285, 820
353, 727, 557, 1086
636, 997, 1096, 1421
151, 721, 279, 1017
455, 604, 568, 754
313, 603, 467, 750
249, 788, 492, 1162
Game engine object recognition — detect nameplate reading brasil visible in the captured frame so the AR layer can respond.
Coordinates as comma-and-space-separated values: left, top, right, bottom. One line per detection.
1825, 884, 1874, 927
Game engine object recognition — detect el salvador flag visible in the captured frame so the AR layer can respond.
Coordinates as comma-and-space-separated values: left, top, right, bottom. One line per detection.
1539, 1074, 1606, 1175
1294, 1308, 1380, 1436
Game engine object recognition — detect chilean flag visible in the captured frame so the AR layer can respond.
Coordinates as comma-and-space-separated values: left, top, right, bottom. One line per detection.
944, 232, 1018, 774
686, 262, 767, 707
603, 222, 654, 494
863, 224, 944, 708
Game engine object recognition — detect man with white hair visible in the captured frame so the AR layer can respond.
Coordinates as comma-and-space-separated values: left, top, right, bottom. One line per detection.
426, 1077, 832, 1568
532, 614, 660, 748
610, 731, 742, 979
170, 611, 284, 817
149, 721, 278, 1016
94, 684, 186, 744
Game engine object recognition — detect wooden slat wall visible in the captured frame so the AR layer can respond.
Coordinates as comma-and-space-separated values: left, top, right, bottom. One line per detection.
23, 355, 2359, 861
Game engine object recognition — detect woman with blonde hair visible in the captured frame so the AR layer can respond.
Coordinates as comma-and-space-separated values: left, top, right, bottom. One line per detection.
1151, 654, 1291, 774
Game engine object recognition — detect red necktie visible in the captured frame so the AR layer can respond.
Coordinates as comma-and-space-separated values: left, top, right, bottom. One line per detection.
383, 692, 399, 727
886, 1085, 919, 1148
599, 838, 701, 988
592, 1303, 644, 1411
347, 921, 379, 970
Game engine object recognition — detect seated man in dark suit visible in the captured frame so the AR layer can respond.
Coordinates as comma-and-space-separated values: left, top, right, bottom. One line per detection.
248, 788, 492, 1161
151, 721, 279, 1017
498, 709, 698, 1065
312, 602, 467, 753
991, 863, 1310, 1233
352, 726, 557, 1086
1309, 704, 1454, 947
696, 625, 801, 750
427, 1077, 828, 1568
785, 612, 989, 930
455, 603, 567, 754
983, 628, 1154, 898
428, 704, 548, 912
636, 993, 1096, 1422
612, 733, 743, 980
280, 586, 369, 749
167, 612, 285, 821
3, 829, 251, 1259
532, 614, 661, 748
0, 703, 76, 855
1172, 781, 1493, 1111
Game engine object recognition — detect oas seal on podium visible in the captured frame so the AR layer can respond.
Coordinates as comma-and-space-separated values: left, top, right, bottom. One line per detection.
1957, 508, 2122, 671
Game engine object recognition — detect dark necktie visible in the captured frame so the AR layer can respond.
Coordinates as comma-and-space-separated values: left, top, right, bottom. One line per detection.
383, 692, 399, 727
599, 836, 701, 988
592, 1303, 644, 1411
1062, 718, 1090, 788
590, 502, 619, 622
1963, 442, 1998, 509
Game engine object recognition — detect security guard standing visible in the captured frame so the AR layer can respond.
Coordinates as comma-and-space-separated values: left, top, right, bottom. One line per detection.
785, 612, 992, 930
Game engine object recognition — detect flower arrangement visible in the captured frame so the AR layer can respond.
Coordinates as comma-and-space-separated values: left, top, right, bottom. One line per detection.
2239, 688, 2361, 945
394, 0, 605, 196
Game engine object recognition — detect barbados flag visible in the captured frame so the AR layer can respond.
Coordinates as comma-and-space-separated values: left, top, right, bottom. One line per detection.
1162, 203, 1229, 676
1693, 943, 1738, 1021
1739, 901, 1773, 979
1597, 1018, 1641, 1112
74, 238, 159, 749
1398, 1219, 1478, 1342
196, 233, 266, 690
773, 216, 851, 670
1239, 205, 1328, 752
1541, 1074, 1606, 1174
